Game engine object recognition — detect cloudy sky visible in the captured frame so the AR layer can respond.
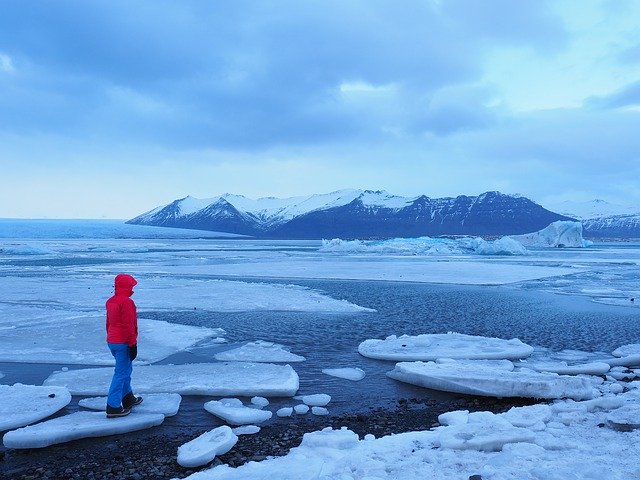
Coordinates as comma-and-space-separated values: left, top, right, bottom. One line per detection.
1, 0, 639, 218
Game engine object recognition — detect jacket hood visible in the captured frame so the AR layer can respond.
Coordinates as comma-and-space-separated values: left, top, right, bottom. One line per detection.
114, 273, 137, 296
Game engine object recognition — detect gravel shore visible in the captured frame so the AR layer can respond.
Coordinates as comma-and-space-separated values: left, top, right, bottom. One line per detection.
1, 395, 535, 480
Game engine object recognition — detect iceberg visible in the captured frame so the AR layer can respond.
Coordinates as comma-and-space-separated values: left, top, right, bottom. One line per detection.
359, 333, 534, 361
204, 398, 273, 425
511, 220, 591, 248
177, 426, 238, 468
387, 361, 595, 400
44, 363, 299, 397
2, 411, 165, 449
0, 384, 72, 432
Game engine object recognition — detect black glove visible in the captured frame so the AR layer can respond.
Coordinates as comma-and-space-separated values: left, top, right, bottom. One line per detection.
129, 344, 137, 361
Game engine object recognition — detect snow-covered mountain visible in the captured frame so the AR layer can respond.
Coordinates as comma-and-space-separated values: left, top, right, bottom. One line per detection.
542, 199, 640, 238
542, 199, 638, 220
128, 190, 574, 239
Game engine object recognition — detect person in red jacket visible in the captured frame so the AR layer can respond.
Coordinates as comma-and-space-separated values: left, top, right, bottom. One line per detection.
105, 273, 143, 417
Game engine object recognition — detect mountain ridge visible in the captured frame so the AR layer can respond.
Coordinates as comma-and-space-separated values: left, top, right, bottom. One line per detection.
127, 190, 578, 239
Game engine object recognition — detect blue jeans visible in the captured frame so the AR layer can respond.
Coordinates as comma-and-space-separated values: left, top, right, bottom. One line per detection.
107, 343, 133, 408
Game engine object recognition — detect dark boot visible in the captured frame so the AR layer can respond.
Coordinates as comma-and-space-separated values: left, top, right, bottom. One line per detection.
106, 405, 131, 418
122, 392, 143, 409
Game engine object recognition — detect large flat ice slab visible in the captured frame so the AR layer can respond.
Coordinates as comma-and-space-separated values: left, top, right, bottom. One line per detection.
387, 361, 595, 400
0, 313, 220, 365
214, 341, 305, 363
0, 384, 72, 432
359, 333, 534, 361
206, 258, 578, 285
44, 363, 299, 397
78, 393, 182, 417
2, 411, 165, 449
178, 426, 238, 468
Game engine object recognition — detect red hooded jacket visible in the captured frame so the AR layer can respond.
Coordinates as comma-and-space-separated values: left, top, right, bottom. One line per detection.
106, 274, 138, 346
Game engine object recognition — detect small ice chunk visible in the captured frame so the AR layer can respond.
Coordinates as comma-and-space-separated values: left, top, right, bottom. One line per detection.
177, 426, 238, 467
251, 396, 270, 407
608, 383, 624, 394
501, 404, 553, 427
294, 404, 309, 414
302, 394, 331, 406
277, 407, 294, 417
438, 410, 469, 426
312, 407, 329, 416
300, 427, 358, 449
232, 425, 261, 435
364, 434, 375, 441
321, 367, 366, 381
204, 398, 273, 425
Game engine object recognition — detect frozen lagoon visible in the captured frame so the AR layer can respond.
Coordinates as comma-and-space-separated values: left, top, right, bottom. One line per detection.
1, 221, 640, 477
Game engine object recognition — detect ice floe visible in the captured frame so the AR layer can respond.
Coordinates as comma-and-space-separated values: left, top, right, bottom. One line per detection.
359, 333, 534, 361
177, 426, 238, 468
301, 394, 331, 407
0, 384, 72, 432
179, 391, 640, 480
3, 411, 165, 449
250, 396, 269, 407
321, 367, 366, 381
294, 404, 309, 414
387, 361, 595, 400
204, 398, 273, 425
276, 407, 293, 417
311, 407, 329, 416
214, 341, 305, 363
0, 314, 220, 365
44, 363, 299, 397
78, 393, 182, 416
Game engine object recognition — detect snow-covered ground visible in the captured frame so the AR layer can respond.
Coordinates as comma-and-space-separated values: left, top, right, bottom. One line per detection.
179, 388, 640, 480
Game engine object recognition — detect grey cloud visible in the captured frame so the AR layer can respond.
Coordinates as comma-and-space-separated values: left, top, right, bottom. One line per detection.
0, 0, 570, 149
